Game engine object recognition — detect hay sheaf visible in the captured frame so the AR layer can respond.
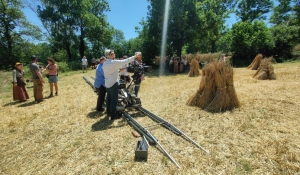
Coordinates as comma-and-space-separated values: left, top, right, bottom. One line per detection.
253, 57, 276, 80
186, 52, 220, 64
188, 59, 200, 77
187, 61, 240, 112
248, 54, 263, 70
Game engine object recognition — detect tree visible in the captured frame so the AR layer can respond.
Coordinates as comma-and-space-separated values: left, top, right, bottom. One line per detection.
270, 24, 299, 62
195, 0, 236, 53
0, 0, 41, 69
37, 0, 111, 60
108, 28, 127, 58
231, 20, 274, 66
140, 0, 165, 65
236, 0, 273, 22
270, 0, 294, 25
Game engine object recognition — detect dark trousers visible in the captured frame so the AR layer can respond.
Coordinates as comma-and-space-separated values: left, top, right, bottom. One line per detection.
134, 84, 140, 97
96, 85, 106, 111
106, 82, 119, 116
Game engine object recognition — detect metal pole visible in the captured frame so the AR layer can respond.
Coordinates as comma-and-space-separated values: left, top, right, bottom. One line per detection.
123, 111, 181, 169
139, 107, 209, 154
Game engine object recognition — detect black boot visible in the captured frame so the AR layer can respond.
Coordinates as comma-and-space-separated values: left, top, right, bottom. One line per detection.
48, 93, 53, 97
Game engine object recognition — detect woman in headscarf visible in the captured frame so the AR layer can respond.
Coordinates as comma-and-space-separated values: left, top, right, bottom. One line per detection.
12, 62, 29, 102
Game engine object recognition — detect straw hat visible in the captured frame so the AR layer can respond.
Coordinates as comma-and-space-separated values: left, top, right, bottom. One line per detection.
15, 62, 22, 67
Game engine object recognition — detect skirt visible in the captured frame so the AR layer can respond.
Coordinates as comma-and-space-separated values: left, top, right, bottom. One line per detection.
13, 85, 29, 101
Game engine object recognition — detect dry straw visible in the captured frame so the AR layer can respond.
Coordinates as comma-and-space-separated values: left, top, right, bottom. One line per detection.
188, 59, 201, 77
187, 61, 240, 112
247, 54, 263, 70
185, 52, 220, 64
253, 57, 276, 80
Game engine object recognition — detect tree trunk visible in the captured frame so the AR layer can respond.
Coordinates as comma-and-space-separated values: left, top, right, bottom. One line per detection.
79, 36, 85, 58
66, 42, 72, 61
211, 40, 216, 53
4, 20, 14, 67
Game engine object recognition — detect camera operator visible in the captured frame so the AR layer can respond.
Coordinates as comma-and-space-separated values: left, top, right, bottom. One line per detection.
102, 49, 138, 120
131, 52, 145, 97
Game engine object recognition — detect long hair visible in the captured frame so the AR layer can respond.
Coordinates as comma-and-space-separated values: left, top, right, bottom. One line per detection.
47, 57, 56, 64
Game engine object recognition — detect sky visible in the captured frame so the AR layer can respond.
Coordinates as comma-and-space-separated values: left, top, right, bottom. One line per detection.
22, 0, 277, 41
22, 0, 150, 41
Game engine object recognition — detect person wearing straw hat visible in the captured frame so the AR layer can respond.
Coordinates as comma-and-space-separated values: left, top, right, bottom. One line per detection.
29, 55, 45, 103
12, 62, 29, 102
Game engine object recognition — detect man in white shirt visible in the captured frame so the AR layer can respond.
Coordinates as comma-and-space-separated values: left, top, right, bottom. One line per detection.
81, 56, 88, 73
102, 49, 137, 120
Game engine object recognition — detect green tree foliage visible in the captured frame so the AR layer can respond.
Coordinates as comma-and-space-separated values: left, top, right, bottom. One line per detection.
293, 0, 300, 37
167, 0, 194, 56
196, 0, 236, 53
231, 20, 274, 66
270, 24, 299, 62
0, 0, 41, 69
108, 28, 127, 58
37, 0, 111, 61
236, 0, 273, 22
139, 0, 165, 65
216, 28, 232, 53
270, 0, 294, 25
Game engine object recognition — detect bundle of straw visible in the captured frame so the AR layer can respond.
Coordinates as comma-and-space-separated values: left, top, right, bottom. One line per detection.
187, 61, 240, 112
248, 54, 263, 70
253, 57, 276, 80
186, 54, 194, 63
188, 59, 201, 77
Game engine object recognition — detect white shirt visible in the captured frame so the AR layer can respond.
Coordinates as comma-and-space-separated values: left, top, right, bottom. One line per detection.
81, 58, 88, 65
120, 64, 129, 76
103, 56, 135, 88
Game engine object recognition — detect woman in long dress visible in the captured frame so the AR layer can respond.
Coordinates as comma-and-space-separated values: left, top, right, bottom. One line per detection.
12, 62, 29, 102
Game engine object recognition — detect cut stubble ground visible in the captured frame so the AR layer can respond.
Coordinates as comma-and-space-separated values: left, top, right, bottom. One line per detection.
0, 62, 300, 174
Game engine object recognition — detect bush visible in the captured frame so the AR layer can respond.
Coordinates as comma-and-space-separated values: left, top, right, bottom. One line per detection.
270, 24, 299, 62
231, 20, 274, 66
67, 60, 82, 71
56, 62, 69, 73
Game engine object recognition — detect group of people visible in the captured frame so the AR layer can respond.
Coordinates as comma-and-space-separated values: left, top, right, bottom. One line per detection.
93, 50, 144, 120
12, 56, 59, 103
166, 56, 187, 73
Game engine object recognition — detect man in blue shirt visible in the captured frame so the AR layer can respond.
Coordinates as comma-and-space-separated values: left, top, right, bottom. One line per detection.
94, 57, 106, 112
102, 49, 137, 120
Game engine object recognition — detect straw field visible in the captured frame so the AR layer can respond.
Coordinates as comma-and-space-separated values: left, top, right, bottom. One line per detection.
1, 61, 300, 174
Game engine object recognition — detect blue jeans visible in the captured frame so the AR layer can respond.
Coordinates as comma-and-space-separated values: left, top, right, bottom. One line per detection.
106, 82, 119, 116
134, 84, 140, 96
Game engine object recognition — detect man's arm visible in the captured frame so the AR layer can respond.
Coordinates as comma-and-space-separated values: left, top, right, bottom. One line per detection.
35, 70, 45, 83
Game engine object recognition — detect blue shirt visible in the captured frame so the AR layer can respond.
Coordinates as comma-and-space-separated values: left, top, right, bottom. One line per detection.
94, 63, 105, 88
102, 56, 135, 88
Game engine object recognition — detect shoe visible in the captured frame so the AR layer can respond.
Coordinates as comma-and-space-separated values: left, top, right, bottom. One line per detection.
36, 99, 44, 103
111, 113, 122, 120
55, 92, 58, 96
97, 108, 104, 112
48, 93, 53, 97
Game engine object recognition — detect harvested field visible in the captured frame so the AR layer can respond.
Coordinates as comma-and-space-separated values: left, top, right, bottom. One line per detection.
0, 62, 300, 174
